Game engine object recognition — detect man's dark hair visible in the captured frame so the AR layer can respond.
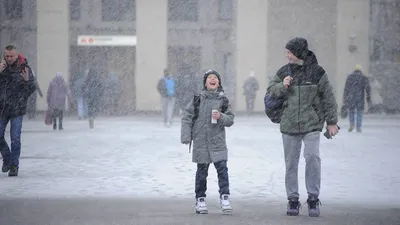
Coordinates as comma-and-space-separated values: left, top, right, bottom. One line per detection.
5, 45, 17, 51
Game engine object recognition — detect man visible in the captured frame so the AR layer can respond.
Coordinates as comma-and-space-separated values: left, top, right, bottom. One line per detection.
157, 69, 176, 127
343, 64, 371, 132
243, 69, 259, 115
0, 45, 36, 176
267, 37, 339, 217
71, 70, 89, 119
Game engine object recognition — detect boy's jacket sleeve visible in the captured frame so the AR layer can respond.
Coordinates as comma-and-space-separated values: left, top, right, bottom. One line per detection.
181, 98, 195, 143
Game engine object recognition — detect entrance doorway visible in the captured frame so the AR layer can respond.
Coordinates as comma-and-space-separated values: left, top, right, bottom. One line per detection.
69, 46, 136, 116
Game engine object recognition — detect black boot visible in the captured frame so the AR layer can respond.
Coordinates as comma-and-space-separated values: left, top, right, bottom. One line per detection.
307, 198, 321, 217
8, 165, 19, 177
286, 200, 301, 216
2, 161, 10, 173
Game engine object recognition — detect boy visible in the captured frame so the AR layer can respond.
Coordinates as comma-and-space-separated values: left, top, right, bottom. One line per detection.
181, 70, 235, 214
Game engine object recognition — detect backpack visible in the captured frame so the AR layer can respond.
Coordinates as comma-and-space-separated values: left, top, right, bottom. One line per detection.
164, 77, 175, 96
264, 65, 291, 124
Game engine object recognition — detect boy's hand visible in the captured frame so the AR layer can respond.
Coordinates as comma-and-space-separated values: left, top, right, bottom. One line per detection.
212, 111, 221, 120
182, 141, 190, 145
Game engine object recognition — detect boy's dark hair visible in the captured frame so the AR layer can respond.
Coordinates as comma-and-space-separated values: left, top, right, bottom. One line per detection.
5, 45, 17, 51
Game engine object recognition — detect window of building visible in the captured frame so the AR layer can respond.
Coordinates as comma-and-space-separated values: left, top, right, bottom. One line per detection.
392, 48, 400, 62
102, 0, 136, 21
370, 38, 383, 61
218, 0, 233, 21
168, 0, 198, 22
70, 0, 81, 21
168, 45, 201, 80
5, 0, 23, 20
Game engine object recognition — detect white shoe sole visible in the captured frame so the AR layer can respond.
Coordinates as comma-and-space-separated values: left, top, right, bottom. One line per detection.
196, 209, 208, 214
222, 208, 232, 215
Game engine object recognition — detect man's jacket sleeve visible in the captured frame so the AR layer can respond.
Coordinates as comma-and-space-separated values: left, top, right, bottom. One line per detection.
318, 73, 338, 125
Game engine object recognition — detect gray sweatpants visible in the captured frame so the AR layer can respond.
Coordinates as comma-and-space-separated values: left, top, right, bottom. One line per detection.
282, 131, 321, 201
161, 96, 175, 124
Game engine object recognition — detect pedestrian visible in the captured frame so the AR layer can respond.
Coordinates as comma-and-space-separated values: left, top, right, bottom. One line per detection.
0, 45, 36, 176
267, 37, 339, 217
343, 64, 371, 132
243, 69, 259, 115
82, 68, 104, 129
181, 70, 235, 214
157, 68, 176, 127
46, 72, 71, 130
71, 70, 89, 119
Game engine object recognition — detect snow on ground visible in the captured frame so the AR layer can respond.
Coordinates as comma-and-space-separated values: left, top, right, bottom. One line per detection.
0, 115, 399, 207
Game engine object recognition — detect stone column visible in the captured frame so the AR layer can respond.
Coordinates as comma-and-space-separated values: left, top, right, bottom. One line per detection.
235, 0, 268, 113
135, 0, 168, 111
36, 0, 69, 111
336, 0, 370, 109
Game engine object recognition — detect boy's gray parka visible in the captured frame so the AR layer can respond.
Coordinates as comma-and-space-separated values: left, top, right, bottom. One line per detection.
181, 90, 234, 164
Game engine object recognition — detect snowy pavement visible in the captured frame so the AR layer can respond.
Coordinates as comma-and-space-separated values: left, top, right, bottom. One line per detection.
0, 115, 399, 204
0, 115, 399, 224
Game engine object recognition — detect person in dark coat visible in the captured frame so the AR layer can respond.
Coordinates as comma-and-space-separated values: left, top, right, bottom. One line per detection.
0, 45, 36, 176
267, 37, 338, 217
343, 64, 371, 132
243, 69, 259, 115
82, 68, 104, 129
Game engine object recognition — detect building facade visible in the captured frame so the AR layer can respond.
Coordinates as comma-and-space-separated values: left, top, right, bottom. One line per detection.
1, 0, 384, 114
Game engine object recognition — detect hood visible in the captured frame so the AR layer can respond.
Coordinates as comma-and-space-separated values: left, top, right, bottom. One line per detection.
303, 50, 319, 66
7, 54, 28, 72
353, 70, 363, 76
199, 89, 227, 99
52, 72, 66, 84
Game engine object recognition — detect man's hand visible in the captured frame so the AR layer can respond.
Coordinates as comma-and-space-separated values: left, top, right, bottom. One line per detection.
182, 141, 190, 145
21, 67, 29, 81
283, 76, 293, 88
327, 125, 339, 137
0, 60, 6, 73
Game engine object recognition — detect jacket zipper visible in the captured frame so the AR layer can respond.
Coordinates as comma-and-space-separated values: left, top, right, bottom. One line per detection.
297, 84, 300, 133
1, 80, 7, 117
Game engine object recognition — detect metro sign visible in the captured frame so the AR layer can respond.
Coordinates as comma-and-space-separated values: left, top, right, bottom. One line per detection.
77, 35, 136, 46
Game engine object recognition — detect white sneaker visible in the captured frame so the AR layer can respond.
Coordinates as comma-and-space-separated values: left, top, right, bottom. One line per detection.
195, 197, 208, 214
220, 194, 232, 214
